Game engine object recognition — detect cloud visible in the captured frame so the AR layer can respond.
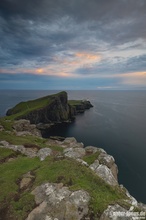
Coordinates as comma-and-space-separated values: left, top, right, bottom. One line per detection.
0, 0, 146, 89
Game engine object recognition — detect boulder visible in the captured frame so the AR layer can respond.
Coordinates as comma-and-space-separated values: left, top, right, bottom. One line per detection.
27, 182, 90, 220
63, 147, 86, 159
98, 152, 118, 180
61, 137, 84, 148
37, 148, 52, 161
85, 146, 99, 154
89, 159, 99, 171
98, 153, 115, 168
90, 164, 118, 186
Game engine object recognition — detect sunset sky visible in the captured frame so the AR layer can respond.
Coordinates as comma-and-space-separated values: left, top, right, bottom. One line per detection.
0, 0, 146, 90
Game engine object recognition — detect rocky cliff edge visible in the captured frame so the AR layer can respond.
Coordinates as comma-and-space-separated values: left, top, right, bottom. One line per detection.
0, 119, 146, 220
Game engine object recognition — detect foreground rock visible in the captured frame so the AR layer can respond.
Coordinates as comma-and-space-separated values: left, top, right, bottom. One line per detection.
27, 182, 90, 220
13, 119, 41, 137
0, 140, 52, 160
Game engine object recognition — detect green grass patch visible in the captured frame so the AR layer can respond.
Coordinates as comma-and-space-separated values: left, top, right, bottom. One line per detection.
83, 151, 100, 165
68, 100, 83, 106
0, 156, 41, 203
0, 154, 41, 219
48, 145, 64, 153
10, 192, 35, 220
0, 148, 18, 162
34, 158, 126, 214
0, 131, 47, 148
0, 118, 14, 131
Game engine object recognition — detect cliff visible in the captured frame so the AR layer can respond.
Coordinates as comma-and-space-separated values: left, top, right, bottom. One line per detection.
0, 118, 146, 219
6, 91, 93, 124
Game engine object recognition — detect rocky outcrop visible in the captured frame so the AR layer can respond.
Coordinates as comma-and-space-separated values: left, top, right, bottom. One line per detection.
27, 182, 90, 220
0, 140, 52, 160
13, 119, 41, 137
73, 100, 93, 114
1, 136, 146, 219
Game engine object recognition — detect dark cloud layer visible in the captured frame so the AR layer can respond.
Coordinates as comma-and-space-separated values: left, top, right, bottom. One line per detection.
0, 0, 146, 89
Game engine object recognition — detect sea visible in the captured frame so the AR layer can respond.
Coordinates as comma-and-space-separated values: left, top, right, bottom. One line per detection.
0, 90, 146, 203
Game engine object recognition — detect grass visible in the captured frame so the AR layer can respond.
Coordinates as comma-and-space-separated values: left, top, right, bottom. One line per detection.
83, 151, 101, 165
5, 91, 67, 120
0, 148, 18, 162
0, 149, 127, 219
34, 157, 126, 214
68, 100, 83, 106
0, 156, 41, 219
0, 130, 47, 148
0, 118, 14, 131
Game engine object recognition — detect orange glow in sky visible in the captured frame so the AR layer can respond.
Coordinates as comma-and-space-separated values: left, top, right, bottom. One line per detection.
36, 68, 44, 73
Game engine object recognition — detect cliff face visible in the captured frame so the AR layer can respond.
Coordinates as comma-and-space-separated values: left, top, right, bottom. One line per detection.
19, 92, 70, 124
6, 91, 93, 124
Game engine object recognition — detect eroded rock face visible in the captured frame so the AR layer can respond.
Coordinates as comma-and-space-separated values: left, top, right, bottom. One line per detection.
90, 163, 118, 186
27, 182, 90, 220
98, 152, 118, 180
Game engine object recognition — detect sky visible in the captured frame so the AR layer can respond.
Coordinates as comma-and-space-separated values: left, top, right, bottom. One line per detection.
0, 0, 146, 90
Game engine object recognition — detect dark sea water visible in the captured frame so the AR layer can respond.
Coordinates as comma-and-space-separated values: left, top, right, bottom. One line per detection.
0, 90, 146, 203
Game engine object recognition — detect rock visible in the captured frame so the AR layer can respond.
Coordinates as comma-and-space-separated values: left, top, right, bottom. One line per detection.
98, 152, 118, 180
0, 140, 9, 147
72, 100, 93, 114
85, 146, 99, 154
15, 131, 34, 137
24, 148, 38, 158
89, 159, 99, 171
20, 177, 32, 190
13, 119, 41, 137
61, 137, 84, 148
37, 148, 52, 161
91, 164, 118, 186
63, 147, 86, 159
76, 159, 89, 167
49, 136, 65, 141
110, 163, 118, 181
27, 182, 90, 220
62, 137, 77, 146
98, 153, 115, 168
120, 186, 138, 207
20, 172, 35, 190
100, 204, 131, 220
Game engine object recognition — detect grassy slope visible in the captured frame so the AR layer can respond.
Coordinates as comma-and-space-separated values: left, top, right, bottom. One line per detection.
0, 151, 126, 219
0, 127, 128, 219
5, 91, 66, 120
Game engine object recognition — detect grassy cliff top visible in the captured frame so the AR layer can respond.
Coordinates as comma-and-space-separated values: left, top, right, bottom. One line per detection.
6, 91, 67, 120
0, 130, 127, 220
